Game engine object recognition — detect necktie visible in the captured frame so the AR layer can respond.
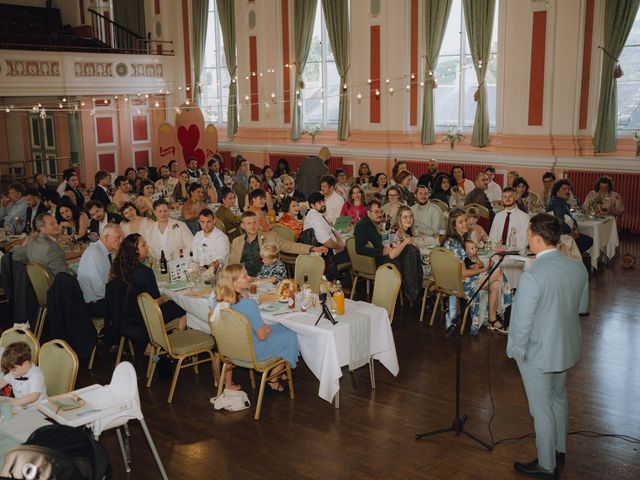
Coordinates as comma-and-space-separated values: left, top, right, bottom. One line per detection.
108, 253, 113, 264
501, 212, 511, 245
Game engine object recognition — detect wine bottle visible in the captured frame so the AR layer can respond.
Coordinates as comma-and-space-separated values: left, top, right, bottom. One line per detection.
160, 250, 168, 275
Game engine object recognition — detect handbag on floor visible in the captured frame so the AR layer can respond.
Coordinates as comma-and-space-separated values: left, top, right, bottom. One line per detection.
211, 389, 251, 412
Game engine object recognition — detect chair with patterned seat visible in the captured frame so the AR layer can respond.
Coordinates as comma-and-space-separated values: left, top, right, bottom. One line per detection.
137, 293, 219, 403
210, 308, 294, 420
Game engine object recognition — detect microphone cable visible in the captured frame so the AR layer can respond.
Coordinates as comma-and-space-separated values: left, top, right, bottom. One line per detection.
484, 330, 640, 448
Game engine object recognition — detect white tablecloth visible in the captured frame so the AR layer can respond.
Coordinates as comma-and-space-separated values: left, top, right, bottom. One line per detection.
578, 216, 619, 270
164, 289, 399, 403
0, 409, 51, 469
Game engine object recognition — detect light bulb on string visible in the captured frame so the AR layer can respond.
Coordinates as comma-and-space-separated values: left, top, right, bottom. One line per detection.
375, 89, 380, 96
89, 109, 95, 116
175, 107, 182, 114
62, 98, 67, 102
114, 95, 119, 99
270, 91, 276, 99
186, 87, 190, 91
389, 87, 394, 94
144, 94, 149, 98
124, 97, 129, 102
405, 85, 411, 91
367, 78, 372, 84
385, 78, 390, 84
154, 101, 160, 108
5, 107, 10, 113
58, 103, 63, 109
356, 92, 362, 100
185, 99, 191, 105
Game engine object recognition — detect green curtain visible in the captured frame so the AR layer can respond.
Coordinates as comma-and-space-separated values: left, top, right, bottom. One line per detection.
421, 0, 453, 145
594, 0, 640, 153
291, 0, 318, 140
216, 0, 238, 137
322, 0, 350, 140
113, 0, 145, 51
463, 0, 495, 147
192, 0, 209, 105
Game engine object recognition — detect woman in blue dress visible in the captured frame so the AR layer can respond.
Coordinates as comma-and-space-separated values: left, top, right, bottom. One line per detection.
442, 208, 512, 335
212, 264, 299, 392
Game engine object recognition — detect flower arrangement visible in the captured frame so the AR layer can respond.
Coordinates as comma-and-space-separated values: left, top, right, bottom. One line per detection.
303, 124, 321, 144
632, 131, 640, 157
442, 128, 464, 150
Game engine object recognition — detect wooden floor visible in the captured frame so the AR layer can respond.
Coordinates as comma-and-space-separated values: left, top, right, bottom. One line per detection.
63, 235, 640, 478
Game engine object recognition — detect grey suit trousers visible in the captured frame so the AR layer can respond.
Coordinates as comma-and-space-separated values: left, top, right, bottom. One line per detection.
517, 361, 568, 471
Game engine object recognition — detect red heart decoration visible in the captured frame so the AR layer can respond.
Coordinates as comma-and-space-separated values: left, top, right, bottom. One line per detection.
177, 124, 205, 168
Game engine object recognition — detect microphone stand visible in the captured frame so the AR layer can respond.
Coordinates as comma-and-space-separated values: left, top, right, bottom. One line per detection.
415, 253, 510, 449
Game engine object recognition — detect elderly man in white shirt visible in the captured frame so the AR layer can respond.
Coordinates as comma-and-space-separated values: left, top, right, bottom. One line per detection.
191, 208, 229, 268
485, 166, 503, 204
489, 187, 529, 250
319, 175, 344, 225
411, 185, 444, 235
77, 224, 123, 317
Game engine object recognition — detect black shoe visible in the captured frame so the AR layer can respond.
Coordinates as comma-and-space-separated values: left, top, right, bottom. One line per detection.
556, 451, 565, 466
514, 459, 558, 479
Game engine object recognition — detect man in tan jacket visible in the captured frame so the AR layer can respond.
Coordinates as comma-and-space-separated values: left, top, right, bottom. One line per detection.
229, 211, 327, 276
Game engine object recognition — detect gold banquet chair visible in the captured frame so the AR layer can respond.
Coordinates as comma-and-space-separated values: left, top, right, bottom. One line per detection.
294, 254, 326, 293
271, 224, 298, 274
345, 237, 377, 300
137, 293, 219, 403
209, 309, 295, 421
428, 248, 472, 335
38, 339, 79, 396
463, 203, 490, 219
25, 262, 52, 340
0, 326, 40, 363
429, 199, 449, 212
371, 263, 402, 322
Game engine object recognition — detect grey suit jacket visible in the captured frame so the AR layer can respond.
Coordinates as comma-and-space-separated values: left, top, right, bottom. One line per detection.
507, 249, 589, 372
12, 234, 70, 278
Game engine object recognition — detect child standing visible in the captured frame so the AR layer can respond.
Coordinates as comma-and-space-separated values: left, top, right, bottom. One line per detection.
256, 243, 288, 283
0, 342, 47, 408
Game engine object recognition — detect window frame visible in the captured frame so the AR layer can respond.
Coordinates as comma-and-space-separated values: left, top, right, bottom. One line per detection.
201, 2, 230, 126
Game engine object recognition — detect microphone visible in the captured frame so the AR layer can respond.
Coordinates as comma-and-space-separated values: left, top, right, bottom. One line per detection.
492, 250, 520, 256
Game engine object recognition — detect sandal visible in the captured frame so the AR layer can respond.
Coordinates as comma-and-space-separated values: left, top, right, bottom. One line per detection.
266, 381, 285, 393
488, 319, 508, 334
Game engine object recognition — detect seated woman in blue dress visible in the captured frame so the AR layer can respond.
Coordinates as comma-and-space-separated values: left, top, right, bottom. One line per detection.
442, 208, 512, 335
111, 233, 187, 353
211, 264, 299, 392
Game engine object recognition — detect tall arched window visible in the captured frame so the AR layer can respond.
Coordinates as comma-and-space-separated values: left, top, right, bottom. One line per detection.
200, 1, 230, 124
433, 0, 499, 130
617, 8, 640, 132
302, 1, 340, 127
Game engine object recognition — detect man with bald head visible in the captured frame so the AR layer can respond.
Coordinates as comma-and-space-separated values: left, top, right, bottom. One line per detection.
465, 172, 495, 222
417, 158, 441, 191
77, 223, 123, 317
295, 146, 330, 198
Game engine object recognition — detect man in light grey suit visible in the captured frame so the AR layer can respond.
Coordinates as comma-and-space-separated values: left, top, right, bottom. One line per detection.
12, 213, 72, 278
507, 213, 589, 479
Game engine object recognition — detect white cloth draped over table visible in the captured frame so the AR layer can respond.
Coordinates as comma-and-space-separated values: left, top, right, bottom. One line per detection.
578, 216, 619, 270
163, 288, 399, 403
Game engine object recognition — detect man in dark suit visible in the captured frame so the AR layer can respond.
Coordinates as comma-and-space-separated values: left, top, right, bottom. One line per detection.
547, 179, 593, 254
23, 188, 48, 233
207, 155, 225, 197
86, 200, 122, 235
295, 147, 329, 199
91, 170, 112, 207
508, 213, 589, 479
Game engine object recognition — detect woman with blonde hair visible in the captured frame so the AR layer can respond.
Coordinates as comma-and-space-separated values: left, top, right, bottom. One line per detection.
211, 264, 299, 392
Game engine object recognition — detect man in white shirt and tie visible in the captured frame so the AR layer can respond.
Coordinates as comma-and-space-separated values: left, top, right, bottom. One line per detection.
319, 175, 344, 225
191, 208, 229, 268
489, 187, 529, 250
77, 224, 123, 317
